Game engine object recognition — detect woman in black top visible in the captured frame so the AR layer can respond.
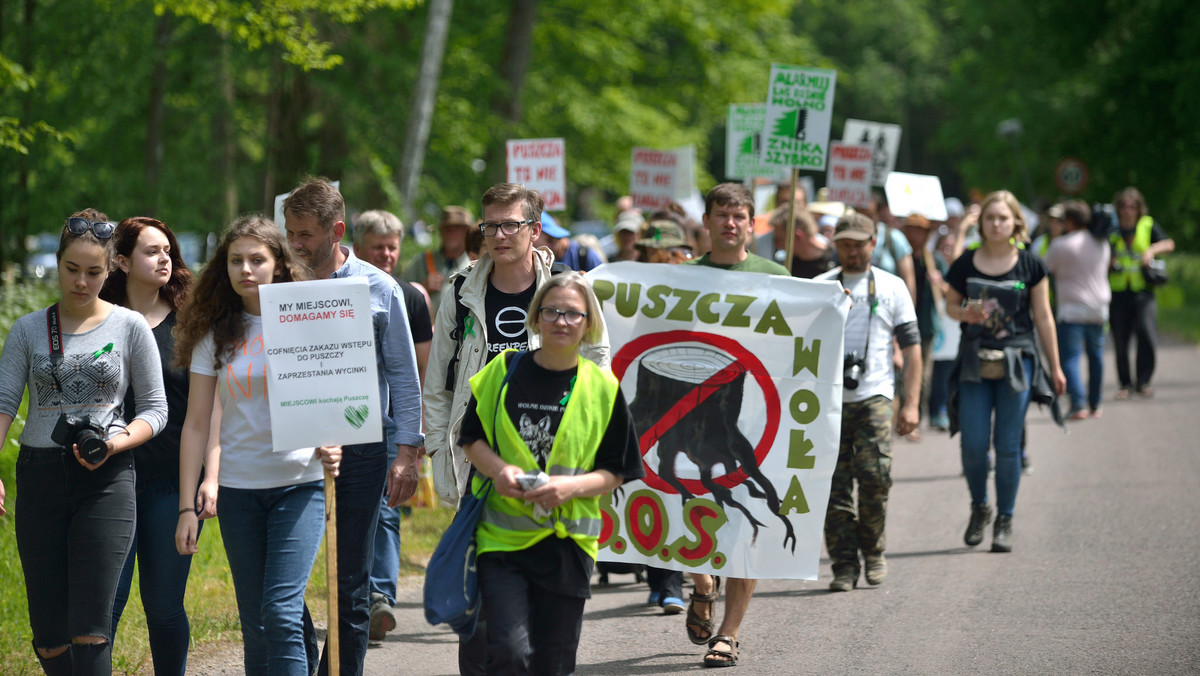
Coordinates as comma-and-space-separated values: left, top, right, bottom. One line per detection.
944, 191, 1065, 553
101, 217, 214, 675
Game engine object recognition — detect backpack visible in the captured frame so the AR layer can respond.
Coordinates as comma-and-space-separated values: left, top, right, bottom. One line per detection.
442, 262, 571, 392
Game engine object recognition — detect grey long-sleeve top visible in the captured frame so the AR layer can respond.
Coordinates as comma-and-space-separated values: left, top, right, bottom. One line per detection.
0, 305, 167, 447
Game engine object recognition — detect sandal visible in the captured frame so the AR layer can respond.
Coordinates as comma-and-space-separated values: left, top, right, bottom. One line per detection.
686, 576, 721, 645
703, 634, 739, 668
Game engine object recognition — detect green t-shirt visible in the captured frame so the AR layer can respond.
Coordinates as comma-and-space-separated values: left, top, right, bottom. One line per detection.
688, 252, 789, 275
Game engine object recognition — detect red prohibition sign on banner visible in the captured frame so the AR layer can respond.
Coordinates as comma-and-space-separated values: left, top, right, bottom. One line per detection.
613, 330, 781, 496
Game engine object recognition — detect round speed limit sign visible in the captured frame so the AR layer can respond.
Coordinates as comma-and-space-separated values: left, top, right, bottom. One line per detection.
1055, 157, 1089, 195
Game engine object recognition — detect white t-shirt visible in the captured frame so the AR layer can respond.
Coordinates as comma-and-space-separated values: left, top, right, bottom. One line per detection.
191, 314, 322, 489
817, 265, 918, 403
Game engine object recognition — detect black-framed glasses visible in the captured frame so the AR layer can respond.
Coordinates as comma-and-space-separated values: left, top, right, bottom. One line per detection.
65, 217, 116, 240
479, 219, 533, 237
538, 306, 588, 326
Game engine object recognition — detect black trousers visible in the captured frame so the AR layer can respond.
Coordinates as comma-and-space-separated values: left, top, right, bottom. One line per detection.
476, 553, 586, 676
1110, 290, 1158, 389
15, 447, 136, 674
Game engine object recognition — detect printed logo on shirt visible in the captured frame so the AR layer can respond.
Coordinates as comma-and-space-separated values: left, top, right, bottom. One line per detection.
31, 352, 122, 409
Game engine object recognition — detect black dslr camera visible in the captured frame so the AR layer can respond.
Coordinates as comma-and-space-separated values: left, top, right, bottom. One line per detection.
843, 351, 866, 391
51, 413, 108, 464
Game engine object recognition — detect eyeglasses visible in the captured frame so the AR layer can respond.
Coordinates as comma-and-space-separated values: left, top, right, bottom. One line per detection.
65, 217, 116, 240
479, 220, 533, 237
538, 306, 588, 326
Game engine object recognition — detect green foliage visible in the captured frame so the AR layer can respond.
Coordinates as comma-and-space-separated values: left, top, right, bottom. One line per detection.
1159, 254, 1200, 343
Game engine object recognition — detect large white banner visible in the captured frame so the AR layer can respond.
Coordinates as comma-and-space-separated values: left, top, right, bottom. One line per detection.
630, 146, 696, 212
259, 278, 382, 451
843, 119, 902, 187
506, 138, 566, 212
589, 262, 850, 580
762, 64, 838, 171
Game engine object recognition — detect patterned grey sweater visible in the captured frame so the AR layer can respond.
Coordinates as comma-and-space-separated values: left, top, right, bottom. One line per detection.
0, 304, 166, 448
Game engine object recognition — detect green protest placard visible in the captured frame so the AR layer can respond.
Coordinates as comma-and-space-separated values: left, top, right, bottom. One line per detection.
726, 103, 786, 181
761, 64, 838, 171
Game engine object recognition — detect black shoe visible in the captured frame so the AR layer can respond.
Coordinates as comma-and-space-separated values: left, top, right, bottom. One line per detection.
829, 568, 858, 592
1021, 454, 1033, 476
964, 503, 993, 547
991, 514, 1013, 553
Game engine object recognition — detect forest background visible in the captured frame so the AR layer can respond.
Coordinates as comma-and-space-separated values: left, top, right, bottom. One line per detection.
2, 0, 1198, 276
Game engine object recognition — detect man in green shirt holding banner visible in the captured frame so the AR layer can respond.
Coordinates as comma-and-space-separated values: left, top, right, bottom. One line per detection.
683, 183, 788, 667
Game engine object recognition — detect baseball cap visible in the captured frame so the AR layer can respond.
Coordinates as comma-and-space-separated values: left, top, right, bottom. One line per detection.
614, 211, 644, 234
539, 212, 570, 239
904, 213, 931, 229
833, 213, 877, 241
637, 220, 689, 249
944, 197, 965, 218
808, 201, 847, 218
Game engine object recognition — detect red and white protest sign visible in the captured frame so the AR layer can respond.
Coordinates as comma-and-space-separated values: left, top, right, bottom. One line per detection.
630, 146, 695, 211
506, 138, 566, 211
825, 142, 873, 209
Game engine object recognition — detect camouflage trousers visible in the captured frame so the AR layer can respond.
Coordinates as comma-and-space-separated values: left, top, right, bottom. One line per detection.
824, 394, 894, 574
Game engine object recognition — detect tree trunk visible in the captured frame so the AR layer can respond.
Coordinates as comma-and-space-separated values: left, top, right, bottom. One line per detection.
215, 34, 238, 226
484, 0, 538, 184
14, 0, 35, 281
398, 0, 455, 225
262, 50, 284, 214
143, 12, 172, 216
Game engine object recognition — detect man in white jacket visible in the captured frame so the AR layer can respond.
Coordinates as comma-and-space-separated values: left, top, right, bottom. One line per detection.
413, 182, 609, 674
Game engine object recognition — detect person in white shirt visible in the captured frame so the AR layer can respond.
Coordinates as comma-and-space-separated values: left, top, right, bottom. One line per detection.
816, 213, 921, 592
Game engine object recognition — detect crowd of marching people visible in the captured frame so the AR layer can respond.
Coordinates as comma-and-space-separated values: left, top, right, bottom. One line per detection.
0, 176, 1175, 674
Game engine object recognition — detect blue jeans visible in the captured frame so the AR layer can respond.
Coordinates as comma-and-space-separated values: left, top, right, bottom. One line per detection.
929, 360, 955, 420
1058, 322, 1105, 411
112, 477, 199, 676
369, 443, 402, 605
309, 441, 387, 676
958, 356, 1034, 516
219, 481, 325, 676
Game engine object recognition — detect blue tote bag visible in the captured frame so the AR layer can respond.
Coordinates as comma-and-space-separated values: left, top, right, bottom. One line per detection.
424, 351, 523, 638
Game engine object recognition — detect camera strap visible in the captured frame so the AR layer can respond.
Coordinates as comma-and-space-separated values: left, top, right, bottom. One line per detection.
45, 304, 67, 398
838, 268, 876, 356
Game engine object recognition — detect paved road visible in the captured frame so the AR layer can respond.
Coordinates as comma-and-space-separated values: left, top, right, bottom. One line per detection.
195, 338, 1200, 674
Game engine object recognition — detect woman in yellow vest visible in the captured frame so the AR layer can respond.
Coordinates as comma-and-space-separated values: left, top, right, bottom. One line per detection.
459, 272, 643, 675
1109, 187, 1174, 399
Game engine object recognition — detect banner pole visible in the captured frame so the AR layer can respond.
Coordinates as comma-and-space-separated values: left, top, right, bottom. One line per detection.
784, 167, 799, 268
325, 468, 340, 676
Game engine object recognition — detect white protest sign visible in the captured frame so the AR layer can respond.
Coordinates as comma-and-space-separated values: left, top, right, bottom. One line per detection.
843, 119, 902, 186
274, 180, 341, 228
885, 172, 948, 221
589, 262, 851, 580
259, 278, 382, 451
825, 142, 873, 209
762, 64, 838, 171
630, 146, 696, 211
725, 104, 786, 181
506, 138, 566, 212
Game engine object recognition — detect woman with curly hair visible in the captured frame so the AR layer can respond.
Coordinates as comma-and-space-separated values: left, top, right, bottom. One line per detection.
173, 215, 340, 675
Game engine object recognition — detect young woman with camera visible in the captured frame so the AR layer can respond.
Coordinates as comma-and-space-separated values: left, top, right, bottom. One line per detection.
457, 272, 643, 675
173, 215, 340, 675
944, 191, 1066, 553
100, 217, 215, 675
0, 209, 168, 676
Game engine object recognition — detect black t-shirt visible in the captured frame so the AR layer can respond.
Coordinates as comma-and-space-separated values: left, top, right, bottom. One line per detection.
399, 280, 433, 344
945, 248, 1047, 343
791, 250, 835, 279
458, 350, 644, 597
124, 311, 189, 487
484, 281, 537, 362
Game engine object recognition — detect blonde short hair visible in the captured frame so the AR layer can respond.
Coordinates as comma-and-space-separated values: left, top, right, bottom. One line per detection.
978, 190, 1029, 245
525, 271, 604, 346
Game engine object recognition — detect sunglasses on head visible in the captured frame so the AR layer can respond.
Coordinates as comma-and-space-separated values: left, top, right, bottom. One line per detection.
65, 217, 116, 240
